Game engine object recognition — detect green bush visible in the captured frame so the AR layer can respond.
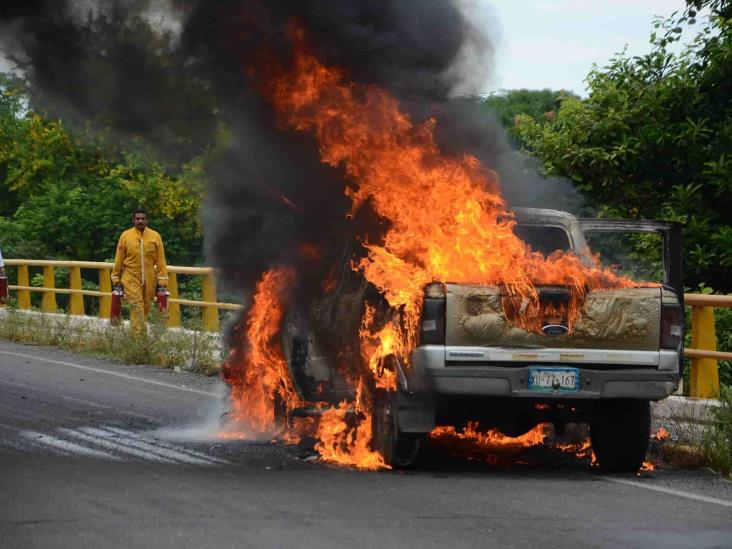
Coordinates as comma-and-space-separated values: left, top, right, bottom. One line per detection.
715, 306, 732, 388
0, 73, 208, 267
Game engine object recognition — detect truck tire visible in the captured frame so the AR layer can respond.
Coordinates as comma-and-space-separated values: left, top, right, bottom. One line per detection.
372, 389, 424, 468
590, 400, 651, 473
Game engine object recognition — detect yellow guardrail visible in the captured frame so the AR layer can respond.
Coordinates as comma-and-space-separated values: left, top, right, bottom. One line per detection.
685, 293, 732, 399
2, 259, 242, 332
1, 260, 728, 397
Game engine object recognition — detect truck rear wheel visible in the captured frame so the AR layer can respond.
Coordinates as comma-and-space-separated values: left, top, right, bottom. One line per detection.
590, 400, 651, 473
372, 389, 424, 468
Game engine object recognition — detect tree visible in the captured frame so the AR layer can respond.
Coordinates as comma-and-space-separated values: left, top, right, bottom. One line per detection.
0, 75, 206, 265
483, 88, 578, 144
514, 1, 732, 291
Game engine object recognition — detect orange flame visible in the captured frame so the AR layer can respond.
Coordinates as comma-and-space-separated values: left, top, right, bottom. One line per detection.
314, 379, 389, 470
653, 427, 670, 441
556, 438, 597, 466
221, 267, 301, 438
430, 422, 548, 449
266, 27, 639, 352
222, 267, 391, 469
639, 461, 656, 473
225, 26, 646, 469
358, 304, 400, 390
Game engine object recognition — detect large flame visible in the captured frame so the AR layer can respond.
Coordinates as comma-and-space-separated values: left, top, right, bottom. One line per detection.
221, 267, 301, 438
267, 27, 637, 344
314, 379, 389, 470
222, 26, 642, 469
359, 303, 400, 391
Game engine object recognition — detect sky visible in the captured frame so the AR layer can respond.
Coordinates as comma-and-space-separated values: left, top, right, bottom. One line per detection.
486, 0, 696, 95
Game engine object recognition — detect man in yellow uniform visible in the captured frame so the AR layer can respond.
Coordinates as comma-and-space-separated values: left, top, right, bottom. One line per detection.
111, 209, 168, 332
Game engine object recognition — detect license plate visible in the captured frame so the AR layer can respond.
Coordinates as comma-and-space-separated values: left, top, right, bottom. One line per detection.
528, 367, 580, 392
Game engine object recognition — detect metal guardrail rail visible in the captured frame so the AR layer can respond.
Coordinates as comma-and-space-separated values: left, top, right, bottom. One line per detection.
2, 259, 242, 332
1, 259, 729, 398
684, 293, 732, 399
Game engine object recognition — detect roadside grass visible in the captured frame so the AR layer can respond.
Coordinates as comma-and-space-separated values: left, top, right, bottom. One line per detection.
0, 307, 222, 375
702, 387, 732, 478
651, 392, 732, 479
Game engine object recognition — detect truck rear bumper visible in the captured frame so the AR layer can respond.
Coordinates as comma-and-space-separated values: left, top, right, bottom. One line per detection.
411, 346, 680, 400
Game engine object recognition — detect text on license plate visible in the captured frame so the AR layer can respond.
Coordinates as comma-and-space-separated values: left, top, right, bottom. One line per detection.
528, 367, 580, 392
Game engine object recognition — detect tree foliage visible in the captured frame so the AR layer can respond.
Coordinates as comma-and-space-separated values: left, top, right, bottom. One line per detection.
483, 88, 577, 144
0, 73, 206, 264
514, 1, 732, 290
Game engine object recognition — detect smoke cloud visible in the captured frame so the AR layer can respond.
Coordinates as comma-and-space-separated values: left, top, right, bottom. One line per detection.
0, 0, 580, 304
0, 0, 216, 164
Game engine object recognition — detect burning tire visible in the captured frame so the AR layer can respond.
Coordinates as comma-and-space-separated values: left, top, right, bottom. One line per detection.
590, 400, 651, 473
372, 389, 424, 468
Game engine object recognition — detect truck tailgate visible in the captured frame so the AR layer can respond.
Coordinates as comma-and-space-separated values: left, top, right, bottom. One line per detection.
445, 284, 661, 351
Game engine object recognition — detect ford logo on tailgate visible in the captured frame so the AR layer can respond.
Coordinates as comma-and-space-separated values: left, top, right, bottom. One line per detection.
542, 324, 569, 336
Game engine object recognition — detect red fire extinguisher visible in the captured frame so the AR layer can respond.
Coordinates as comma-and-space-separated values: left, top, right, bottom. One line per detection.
110, 284, 124, 324
155, 285, 170, 313
0, 271, 8, 305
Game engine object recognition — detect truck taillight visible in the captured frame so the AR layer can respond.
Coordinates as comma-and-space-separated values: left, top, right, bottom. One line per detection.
660, 304, 683, 349
421, 283, 445, 345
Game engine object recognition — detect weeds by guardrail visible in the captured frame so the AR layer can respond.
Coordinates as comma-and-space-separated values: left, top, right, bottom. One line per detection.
0, 308, 222, 375
702, 386, 732, 477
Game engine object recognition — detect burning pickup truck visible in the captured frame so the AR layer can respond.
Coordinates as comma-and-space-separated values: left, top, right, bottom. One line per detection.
279, 208, 683, 472
221, 40, 683, 473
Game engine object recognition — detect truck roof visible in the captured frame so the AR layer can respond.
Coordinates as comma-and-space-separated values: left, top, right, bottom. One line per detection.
511, 207, 580, 227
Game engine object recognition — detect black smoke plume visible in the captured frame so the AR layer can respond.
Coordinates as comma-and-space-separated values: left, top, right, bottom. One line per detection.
0, 0, 579, 307
0, 0, 218, 164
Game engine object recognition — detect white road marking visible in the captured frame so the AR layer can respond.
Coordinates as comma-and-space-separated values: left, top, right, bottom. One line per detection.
20, 430, 123, 461
60, 428, 177, 464
603, 477, 732, 509
14, 425, 229, 466
0, 349, 220, 397
81, 427, 223, 466
107, 427, 231, 465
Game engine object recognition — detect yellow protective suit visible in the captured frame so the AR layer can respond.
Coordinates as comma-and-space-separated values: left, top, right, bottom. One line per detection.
111, 227, 168, 332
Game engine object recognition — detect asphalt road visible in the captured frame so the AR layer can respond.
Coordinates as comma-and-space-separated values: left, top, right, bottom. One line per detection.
1, 339, 730, 549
